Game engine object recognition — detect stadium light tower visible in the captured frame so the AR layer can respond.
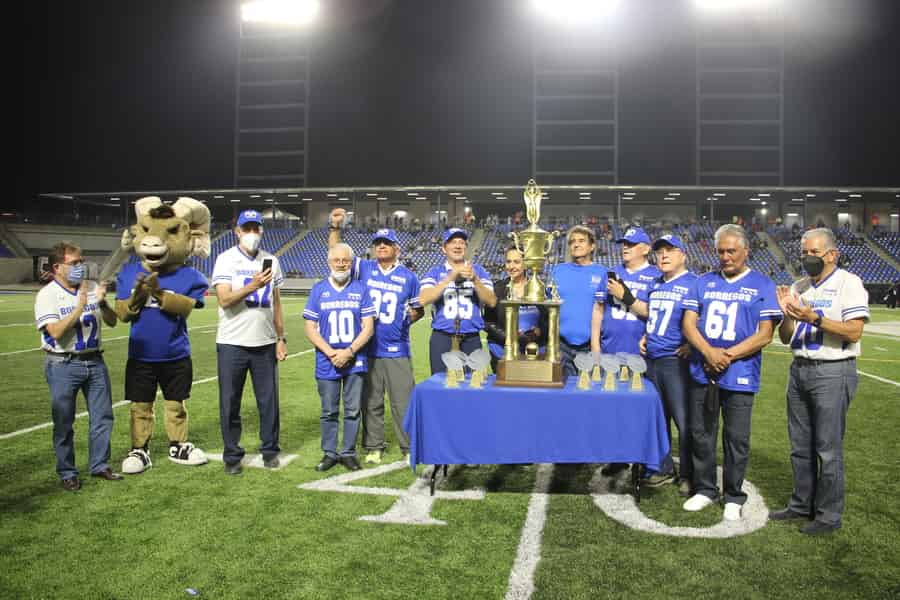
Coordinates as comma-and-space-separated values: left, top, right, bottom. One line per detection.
241, 0, 320, 25
532, 0, 620, 25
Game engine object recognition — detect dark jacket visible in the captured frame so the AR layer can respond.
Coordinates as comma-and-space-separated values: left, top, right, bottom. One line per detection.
482, 277, 549, 349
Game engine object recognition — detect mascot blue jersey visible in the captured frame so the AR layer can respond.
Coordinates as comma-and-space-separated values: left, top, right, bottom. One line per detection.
352, 258, 421, 358
602, 263, 661, 355
303, 278, 376, 380
420, 262, 493, 335
682, 269, 782, 393
645, 270, 698, 359
551, 262, 607, 346
116, 263, 208, 362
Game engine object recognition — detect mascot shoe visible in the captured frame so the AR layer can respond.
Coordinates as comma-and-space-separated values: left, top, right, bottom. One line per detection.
168, 442, 209, 466
122, 448, 152, 475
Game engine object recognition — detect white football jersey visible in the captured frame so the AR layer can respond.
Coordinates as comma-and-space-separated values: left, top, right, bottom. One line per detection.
789, 268, 869, 360
34, 280, 105, 354
212, 246, 284, 347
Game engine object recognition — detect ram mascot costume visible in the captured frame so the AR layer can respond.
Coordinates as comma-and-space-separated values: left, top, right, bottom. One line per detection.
114, 196, 210, 474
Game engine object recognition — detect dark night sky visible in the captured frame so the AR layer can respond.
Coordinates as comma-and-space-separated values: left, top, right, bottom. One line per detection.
19, 0, 900, 201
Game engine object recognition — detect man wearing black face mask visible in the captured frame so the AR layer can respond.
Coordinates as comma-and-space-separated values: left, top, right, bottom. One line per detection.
771, 228, 868, 535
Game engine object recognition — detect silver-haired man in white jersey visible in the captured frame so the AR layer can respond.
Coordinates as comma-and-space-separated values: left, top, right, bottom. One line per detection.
770, 227, 868, 535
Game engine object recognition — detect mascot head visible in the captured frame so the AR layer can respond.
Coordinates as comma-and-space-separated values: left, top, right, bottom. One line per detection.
125, 196, 211, 272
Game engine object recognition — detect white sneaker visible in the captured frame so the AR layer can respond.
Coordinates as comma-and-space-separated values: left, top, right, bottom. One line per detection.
168, 442, 208, 466
122, 448, 152, 474
723, 502, 742, 521
683, 494, 715, 512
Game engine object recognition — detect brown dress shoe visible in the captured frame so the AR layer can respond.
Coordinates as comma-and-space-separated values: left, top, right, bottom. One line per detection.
91, 468, 124, 481
62, 477, 82, 491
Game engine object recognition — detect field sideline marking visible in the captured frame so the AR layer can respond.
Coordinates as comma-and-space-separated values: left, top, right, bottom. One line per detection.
0, 348, 313, 440
857, 370, 900, 388
505, 463, 553, 600
0, 324, 219, 357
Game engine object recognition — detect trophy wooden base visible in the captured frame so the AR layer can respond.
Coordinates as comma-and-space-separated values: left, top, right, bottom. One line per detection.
495, 359, 565, 388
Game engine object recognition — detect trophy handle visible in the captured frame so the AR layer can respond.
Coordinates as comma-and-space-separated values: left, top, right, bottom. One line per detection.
509, 231, 523, 254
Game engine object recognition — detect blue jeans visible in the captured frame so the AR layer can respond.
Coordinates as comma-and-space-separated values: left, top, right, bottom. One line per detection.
217, 343, 281, 465
317, 373, 363, 458
646, 356, 692, 480
44, 354, 113, 480
560, 337, 591, 378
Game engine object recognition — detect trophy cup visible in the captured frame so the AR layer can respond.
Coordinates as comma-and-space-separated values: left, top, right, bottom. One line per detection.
495, 179, 564, 388
599, 354, 620, 391
625, 355, 647, 391
591, 351, 602, 382
574, 353, 594, 390
442, 352, 464, 388
466, 349, 492, 389
616, 352, 631, 382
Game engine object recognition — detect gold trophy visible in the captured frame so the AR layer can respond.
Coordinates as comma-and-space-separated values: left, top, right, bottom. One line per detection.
495, 180, 564, 388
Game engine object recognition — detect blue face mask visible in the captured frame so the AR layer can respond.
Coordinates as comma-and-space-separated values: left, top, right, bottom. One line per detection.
66, 264, 85, 285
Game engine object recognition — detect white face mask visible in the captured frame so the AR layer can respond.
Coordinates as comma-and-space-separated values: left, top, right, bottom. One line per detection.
240, 232, 261, 253
330, 269, 351, 284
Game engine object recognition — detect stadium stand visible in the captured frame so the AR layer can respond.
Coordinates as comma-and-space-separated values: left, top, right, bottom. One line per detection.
772, 228, 900, 284
870, 231, 900, 260
0, 242, 14, 258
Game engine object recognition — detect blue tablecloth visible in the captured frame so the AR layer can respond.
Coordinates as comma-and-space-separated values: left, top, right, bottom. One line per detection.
403, 374, 670, 471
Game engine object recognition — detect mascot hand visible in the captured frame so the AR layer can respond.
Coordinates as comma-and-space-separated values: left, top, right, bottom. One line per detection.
142, 272, 162, 301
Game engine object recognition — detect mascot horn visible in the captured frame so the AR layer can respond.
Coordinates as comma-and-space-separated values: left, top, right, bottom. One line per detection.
114, 197, 211, 474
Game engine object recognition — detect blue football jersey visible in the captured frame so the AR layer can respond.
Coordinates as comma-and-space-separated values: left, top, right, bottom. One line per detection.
303, 279, 376, 380
602, 263, 661, 355
645, 270, 698, 359
420, 262, 493, 334
353, 259, 421, 358
682, 269, 782, 393
116, 263, 209, 362
552, 262, 607, 346
488, 303, 541, 359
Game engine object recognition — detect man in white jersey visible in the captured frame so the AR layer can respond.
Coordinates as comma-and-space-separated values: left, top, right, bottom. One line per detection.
35, 241, 123, 490
212, 210, 287, 475
770, 228, 867, 535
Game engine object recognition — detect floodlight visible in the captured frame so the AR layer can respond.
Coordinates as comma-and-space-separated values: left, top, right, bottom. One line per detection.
533, 0, 620, 24
241, 0, 319, 25
693, 0, 779, 14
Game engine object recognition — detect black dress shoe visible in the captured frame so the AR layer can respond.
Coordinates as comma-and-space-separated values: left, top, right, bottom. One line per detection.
341, 455, 361, 471
315, 455, 339, 472
769, 508, 811, 521
91, 468, 124, 481
224, 462, 243, 475
601, 462, 630, 476
801, 520, 841, 535
263, 455, 280, 469
62, 477, 81, 492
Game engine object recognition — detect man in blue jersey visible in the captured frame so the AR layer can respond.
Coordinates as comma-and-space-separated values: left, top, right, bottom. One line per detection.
304, 243, 376, 472
419, 228, 496, 375
624, 235, 697, 493
328, 208, 423, 464
116, 203, 210, 475
680, 224, 782, 521
550, 225, 606, 377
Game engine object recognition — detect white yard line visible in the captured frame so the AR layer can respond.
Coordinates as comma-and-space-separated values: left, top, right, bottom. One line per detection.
858, 369, 900, 388
0, 324, 219, 357
505, 463, 554, 600
0, 348, 313, 440
0, 322, 34, 328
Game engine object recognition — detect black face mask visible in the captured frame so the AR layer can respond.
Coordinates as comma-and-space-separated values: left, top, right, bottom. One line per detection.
801, 255, 825, 278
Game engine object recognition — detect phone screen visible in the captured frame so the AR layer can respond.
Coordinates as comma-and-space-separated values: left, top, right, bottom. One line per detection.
262, 258, 273, 273
607, 271, 618, 282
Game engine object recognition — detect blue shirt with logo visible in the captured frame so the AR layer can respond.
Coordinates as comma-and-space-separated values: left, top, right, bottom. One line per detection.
116, 263, 209, 362
420, 262, 493, 335
303, 279, 376, 380
682, 269, 782, 393
602, 263, 661, 355
645, 270, 698, 359
353, 258, 421, 358
552, 262, 607, 346
488, 304, 541, 359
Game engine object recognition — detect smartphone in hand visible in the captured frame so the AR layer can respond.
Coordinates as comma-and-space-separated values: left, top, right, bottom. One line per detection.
262, 258, 273, 273
607, 271, 619, 282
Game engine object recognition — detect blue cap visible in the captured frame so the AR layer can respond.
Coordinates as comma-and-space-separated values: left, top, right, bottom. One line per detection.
441, 227, 469, 244
652, 234, 686, 252
237, 209, 263, 226
371, 228, 400, 245
616, 226, 651, 245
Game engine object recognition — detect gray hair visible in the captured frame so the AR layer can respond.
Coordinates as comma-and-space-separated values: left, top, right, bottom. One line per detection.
714, 224, 749, 249
801, 227, 836, 251
327, 242, 355, 260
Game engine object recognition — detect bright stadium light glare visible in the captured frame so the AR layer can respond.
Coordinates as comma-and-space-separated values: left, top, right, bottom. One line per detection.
693, 0, 779, 14
241, 0, 319, 25
533, 0, 620, 24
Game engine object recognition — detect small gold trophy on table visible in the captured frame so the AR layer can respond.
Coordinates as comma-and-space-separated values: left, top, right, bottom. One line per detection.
495, 179, 564, 388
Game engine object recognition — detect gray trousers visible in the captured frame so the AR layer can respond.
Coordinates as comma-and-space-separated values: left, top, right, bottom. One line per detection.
361, 356, 415, 453
786, 358, 857, 525
689, 381, 755, 505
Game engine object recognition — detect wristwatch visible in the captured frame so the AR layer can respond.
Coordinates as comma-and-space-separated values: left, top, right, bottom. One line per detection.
812, 315, 823, 328
278, 336, 287, 343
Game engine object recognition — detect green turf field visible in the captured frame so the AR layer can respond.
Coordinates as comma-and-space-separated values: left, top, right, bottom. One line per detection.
1, 292, 898, 600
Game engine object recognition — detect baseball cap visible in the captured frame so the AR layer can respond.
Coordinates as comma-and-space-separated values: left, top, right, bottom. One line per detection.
616, 226, 651, 245
441, 227, 469, 244
237, 209, 263, 227
371, 228, 400, 245
652, 234, 686, 252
